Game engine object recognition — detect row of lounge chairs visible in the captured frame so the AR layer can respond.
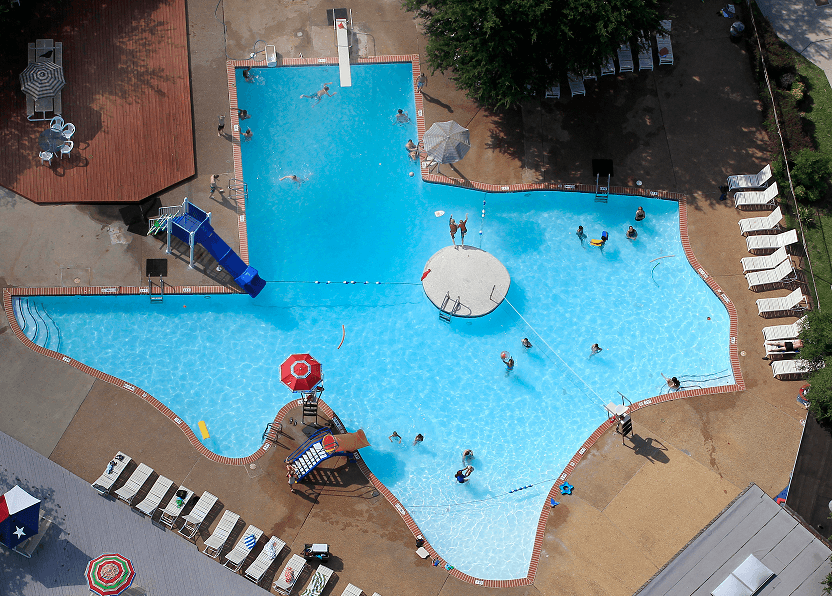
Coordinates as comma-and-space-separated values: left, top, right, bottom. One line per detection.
726, 167, 817, 380
546, 20, 673, 99
91, 453, 379, 595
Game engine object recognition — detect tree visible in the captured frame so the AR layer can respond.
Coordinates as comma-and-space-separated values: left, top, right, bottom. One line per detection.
799, 309, 831, 424
403, 0, 663, 108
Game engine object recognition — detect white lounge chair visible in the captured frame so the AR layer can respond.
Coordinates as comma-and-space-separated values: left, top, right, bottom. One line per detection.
341, 584, 364, 596
738, 206, 784, 236
274, 553, 307, 595
601, 56, 616, 76
727, 164, 772, 191
771, 359, 818, 380
91, 452, 132, 494
637, 37, 653, 70
567, 73, 585, 96
224, 525, 263, 571
617, 42, 634, 72
756, 288, 809, 318
746, 229, 798, 255
762, 315, 807, 341
741, 246, 789, 273
244, 536, 286, 584
202, 509, 240, 558
178, 491, 217, 539
656, 20, 673, 65
545, 84, 560, 99
159, 486, 193, 528
734, 183, 779, 210
134, 475, 173, 517
582, 70, 597, 81
114, 463, 153, 505
745, 259, 797, 291
298, 564, 334, 596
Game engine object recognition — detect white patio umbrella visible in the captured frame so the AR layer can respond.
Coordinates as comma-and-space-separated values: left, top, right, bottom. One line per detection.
422, 121, 471, 165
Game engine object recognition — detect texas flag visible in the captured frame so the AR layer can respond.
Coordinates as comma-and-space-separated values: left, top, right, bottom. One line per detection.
0, 486, 41, 549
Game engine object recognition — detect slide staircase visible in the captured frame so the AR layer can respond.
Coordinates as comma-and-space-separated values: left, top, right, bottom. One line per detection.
285, 428, 338, 480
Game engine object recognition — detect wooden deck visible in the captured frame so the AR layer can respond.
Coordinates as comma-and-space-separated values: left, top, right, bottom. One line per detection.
0, 0, 194, 203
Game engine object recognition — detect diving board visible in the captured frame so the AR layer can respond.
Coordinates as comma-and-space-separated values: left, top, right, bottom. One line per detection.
335, 18, 351, 87
285, 428, 369, 480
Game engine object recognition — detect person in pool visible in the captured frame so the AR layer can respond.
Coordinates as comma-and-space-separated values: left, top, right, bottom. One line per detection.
455, 466, 473, 483
462, 449, 474, 464
449, 215, 458, 245
301, 83, 336, 101
413, 434, 424, 446
626, 226, 638, 239
577, 225, 586, 239
395, 109, 410, 123
389, 431, 402, 443
590, 343, 603, 356
405, 139, 419, 160
635, 206, 646, 221
522, 338, 532, 349
662, 373, 681, 389
501, 353, 515, 370
458, 214, 468, 245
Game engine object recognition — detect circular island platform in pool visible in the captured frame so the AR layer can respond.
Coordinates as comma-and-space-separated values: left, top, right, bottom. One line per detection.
422, 245, 510, 318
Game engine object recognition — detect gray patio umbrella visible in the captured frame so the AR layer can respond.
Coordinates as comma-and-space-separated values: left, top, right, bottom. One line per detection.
422, 120, 471, 164
19, 62, 66, 100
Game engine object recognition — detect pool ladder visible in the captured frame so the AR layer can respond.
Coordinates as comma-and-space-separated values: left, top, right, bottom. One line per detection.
148, 277, 165, 303
438, 292, 460, 323
594, 173, 610, 202
229, 178, 248, 203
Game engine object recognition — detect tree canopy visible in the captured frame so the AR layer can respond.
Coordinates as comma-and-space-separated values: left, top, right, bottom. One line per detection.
403, 0, 663, 108
799, 309, 832, 424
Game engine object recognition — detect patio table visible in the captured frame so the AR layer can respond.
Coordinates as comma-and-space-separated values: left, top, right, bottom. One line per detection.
38, 128, 65, 153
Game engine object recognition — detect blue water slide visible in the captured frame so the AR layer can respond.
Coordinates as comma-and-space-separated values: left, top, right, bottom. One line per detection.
194, 222, 266, 298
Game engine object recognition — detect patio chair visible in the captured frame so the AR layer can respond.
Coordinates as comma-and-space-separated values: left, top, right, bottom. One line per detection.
39, 151, 53, 164
616, 42, 634, 72
274, 553, 307, 595
134, 475, 173, 517
746, 229, 798, 255
567, 73, 585, 96
734, 183, 779, 210
637, 37, 653, 70
738, 207, 783, 236
745, 259, 797, 292
113, 463, 153, 505
727, 164, 772, 191
159, 486, 194, 528
224, 525, 263, 571
59, 140, 73, 159
178, 490, 217, 539
545, 84, 560, 99
202, 509, 240, 558
298, 564, 334, 596
244, 536, 286, 584
341, 584, 364, 596
91, 452, 132, 494
61, 122, 75, 139
656, 20, 673, 65
49, 115, 65, 131
741, 246, 790, 274
762, 315, 807, 341
600, 56, 616, 76
771, 358, 818, 380
756, 288, 808, 318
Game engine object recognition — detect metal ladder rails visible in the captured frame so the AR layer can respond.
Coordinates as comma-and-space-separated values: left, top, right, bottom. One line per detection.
229, 178, 248, 202
594, 173, 610, 202
438, 292, 461, 323
148, 277, 165, 303
262, 422, 282, 444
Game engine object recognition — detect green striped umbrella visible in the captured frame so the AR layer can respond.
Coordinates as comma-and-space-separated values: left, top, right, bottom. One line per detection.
85, 553, 135, 596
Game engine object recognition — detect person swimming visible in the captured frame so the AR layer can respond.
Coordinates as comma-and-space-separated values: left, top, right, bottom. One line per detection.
462, 449, 474, 465
301, 83, 336, 101
626, 226, 638, 239
455, 466, 473, 483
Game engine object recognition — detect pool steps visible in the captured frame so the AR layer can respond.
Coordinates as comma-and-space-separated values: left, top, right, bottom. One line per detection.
13, 297, 62, 353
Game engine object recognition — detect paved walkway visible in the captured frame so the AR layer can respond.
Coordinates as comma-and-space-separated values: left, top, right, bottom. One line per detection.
755, 0, 832, 85
0, 430, 267, 596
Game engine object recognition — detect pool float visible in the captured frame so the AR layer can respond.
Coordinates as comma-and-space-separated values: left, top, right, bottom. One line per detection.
337, 324, 345, 349
560, 482, 574, 495
589, 239, 604, 246
198, 420, 210, 439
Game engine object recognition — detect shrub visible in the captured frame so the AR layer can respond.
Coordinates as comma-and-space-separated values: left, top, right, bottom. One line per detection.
807, 359, 831, 425
797, 205, 815, 227
791, 148, 832, 203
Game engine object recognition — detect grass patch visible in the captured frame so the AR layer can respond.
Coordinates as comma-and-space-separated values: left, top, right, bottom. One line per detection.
797, 56, 832, 162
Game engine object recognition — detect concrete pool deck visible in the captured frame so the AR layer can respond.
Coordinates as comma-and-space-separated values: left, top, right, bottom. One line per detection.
0, 0, 825, 593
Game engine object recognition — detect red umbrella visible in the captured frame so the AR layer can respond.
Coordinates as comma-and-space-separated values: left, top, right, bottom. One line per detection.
86, 553, 135, 596
280, 354, 322, 392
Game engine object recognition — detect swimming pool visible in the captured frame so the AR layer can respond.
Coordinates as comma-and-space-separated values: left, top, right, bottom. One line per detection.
13, 63, 733, 580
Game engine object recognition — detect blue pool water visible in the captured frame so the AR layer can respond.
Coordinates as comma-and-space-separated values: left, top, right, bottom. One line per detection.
15, 63, 733, 580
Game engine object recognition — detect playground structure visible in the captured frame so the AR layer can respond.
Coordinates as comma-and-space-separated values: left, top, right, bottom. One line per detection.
286, 428, 370, 480
148, 198, 266, 298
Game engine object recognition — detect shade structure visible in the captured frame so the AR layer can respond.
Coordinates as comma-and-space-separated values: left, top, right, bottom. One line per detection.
0, 485, 41, 549
20, 61, 66, 100
281, 353, 322, 392
422, 121, 470, 164
86, 553, 135, 596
